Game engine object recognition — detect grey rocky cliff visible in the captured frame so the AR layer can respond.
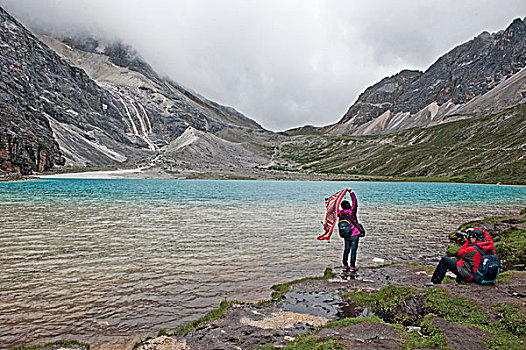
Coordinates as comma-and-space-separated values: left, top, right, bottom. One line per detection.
325, 70, 422, 134
39, 34, 277, 170
0, 6, 150, 174
0, 6, 275, 175
327, 17, 526, 135
44, 36, 268, 140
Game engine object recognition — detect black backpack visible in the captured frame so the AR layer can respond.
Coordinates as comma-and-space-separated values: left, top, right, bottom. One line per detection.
472, 245, 501, 284
338, 218, 352, 238
338, 215, 366, 239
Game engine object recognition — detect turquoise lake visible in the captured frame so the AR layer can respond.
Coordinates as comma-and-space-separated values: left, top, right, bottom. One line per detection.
0, 179, 524, 348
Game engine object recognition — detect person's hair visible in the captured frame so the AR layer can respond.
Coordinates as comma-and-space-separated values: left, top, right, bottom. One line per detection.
469, 229, 485, 241
341, 200, 351, 209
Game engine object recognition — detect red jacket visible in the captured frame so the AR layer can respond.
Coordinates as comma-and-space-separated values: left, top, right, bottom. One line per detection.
457, 228, 495, 281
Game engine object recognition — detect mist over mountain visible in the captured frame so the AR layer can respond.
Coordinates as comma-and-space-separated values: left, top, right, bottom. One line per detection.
0, 6, 274, 176
325, 18, 526, 135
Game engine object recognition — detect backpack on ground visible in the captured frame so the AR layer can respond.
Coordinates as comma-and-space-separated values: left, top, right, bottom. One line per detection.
338, 218, 352, 239
472, 245, 501, 284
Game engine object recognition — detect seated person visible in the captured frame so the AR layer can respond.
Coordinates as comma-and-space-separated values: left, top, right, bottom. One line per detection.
425, 227, 495, 286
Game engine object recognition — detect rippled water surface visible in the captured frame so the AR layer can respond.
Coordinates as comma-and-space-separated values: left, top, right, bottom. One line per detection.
0, 179, 524, 348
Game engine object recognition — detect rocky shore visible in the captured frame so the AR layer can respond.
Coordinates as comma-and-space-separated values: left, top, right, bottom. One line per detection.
15, 210, 525, 350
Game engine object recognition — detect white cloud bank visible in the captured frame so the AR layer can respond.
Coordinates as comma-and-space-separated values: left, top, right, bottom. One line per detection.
1, 0, 525, 131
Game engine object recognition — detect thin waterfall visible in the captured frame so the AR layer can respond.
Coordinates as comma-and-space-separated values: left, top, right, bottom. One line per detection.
130, 100, 157, 151
138, 103, 153, 134
129, 99, 147, 135
119, 97, 139, 135
114, 93, 158, 151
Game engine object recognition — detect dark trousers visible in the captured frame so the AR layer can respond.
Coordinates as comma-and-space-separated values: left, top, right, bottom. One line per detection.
431, 257, 458, 284
343, 236, 359, 267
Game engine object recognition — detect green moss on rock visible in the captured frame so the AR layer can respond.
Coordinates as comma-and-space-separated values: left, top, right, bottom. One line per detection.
401, 315, 448, 350
424, 289, 490, 324
172, 300, 236, 336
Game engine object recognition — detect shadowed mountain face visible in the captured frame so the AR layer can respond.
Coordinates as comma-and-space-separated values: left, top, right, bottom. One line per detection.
0, 6, 156, 174
0, 6, 273, 175
326, 18, 526, 135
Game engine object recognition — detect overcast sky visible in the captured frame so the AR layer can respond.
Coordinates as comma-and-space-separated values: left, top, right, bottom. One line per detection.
1, 1, 525, 131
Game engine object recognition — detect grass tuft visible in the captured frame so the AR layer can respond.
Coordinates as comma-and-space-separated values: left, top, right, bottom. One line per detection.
172, 300, 236, 336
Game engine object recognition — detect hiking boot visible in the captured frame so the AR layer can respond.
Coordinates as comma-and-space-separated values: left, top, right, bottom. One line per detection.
351, 267, 359, 272
343, 266, 351, 272
424, 281, 435, 287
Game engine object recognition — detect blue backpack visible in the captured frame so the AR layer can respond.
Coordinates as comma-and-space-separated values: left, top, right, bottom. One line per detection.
472, 245, 501, 284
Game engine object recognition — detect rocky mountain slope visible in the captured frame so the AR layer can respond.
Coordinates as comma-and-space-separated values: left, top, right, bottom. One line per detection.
325, 17, 526, 135
0, 6, 274, 176
164, 126, 270, 170
1, 6, 135, 175
39, 35, 278, 172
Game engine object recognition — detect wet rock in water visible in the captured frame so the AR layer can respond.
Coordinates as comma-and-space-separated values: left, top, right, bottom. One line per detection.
279, 291, 343, 319
171, 303, 329, 350
337, 300, 374, 319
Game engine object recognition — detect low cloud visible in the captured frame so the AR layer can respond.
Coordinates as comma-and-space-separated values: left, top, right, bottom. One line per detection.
1, 0, 525, 131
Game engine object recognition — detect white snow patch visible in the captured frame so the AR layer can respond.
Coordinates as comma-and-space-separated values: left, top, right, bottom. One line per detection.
459, 60, 473, 67
426, 101, 440, 120
368, 102, 392, 108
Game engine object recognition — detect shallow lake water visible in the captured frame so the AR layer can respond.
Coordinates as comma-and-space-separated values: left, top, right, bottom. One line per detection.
0, 179, 524, 348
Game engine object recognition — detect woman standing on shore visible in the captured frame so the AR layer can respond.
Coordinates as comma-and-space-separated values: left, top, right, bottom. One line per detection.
339, 192, 362, 272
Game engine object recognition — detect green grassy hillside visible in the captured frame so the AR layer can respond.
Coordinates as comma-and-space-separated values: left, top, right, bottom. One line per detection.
278, 105, 526, 184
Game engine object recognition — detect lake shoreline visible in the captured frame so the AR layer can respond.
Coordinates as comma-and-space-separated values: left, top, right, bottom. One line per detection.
13, 208, 526, 350
132, 207, 526, 350
25, 165, 525, 186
